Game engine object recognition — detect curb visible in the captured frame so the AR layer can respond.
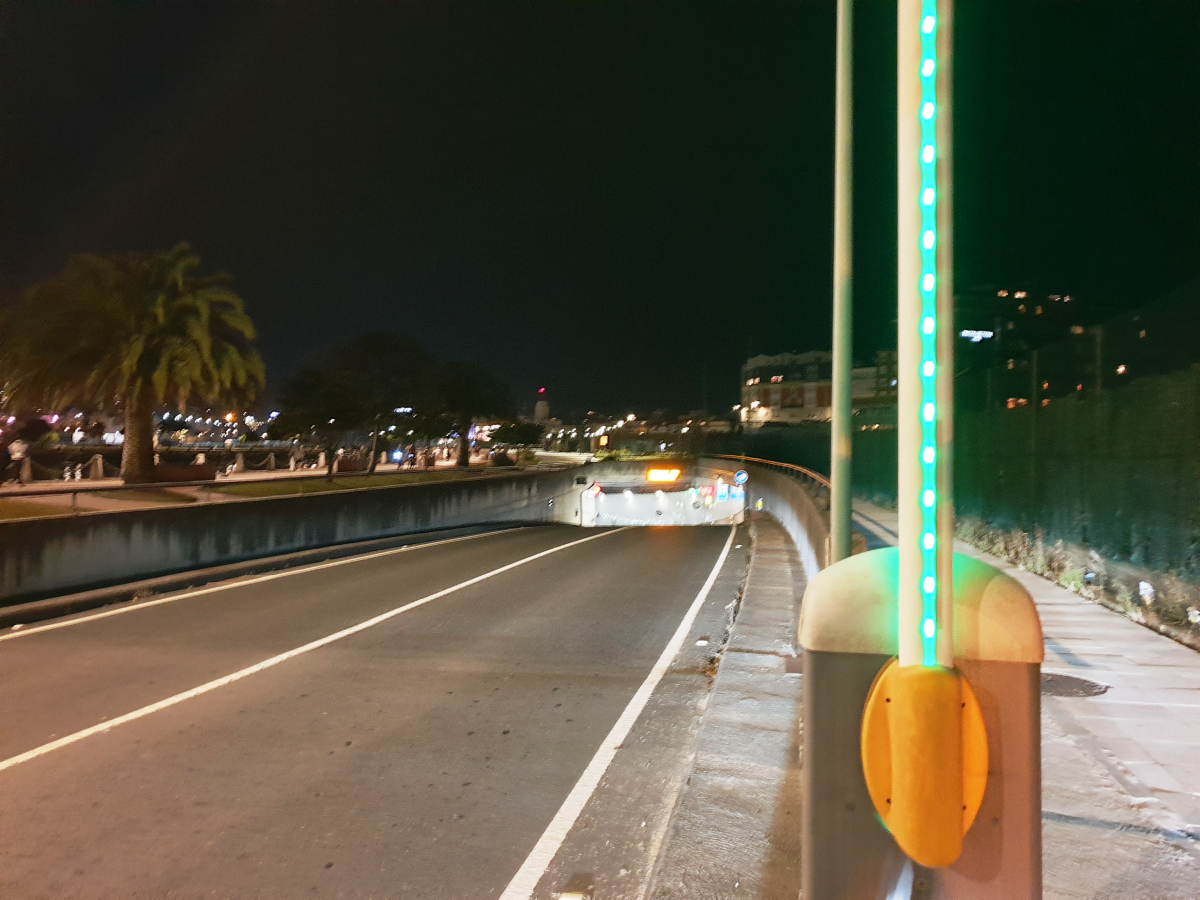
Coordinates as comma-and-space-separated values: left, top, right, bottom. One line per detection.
645, 513, 806, 899
0, 524, 524, 630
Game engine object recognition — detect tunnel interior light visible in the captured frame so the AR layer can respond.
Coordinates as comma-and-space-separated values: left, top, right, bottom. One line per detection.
918, 0, 940, 667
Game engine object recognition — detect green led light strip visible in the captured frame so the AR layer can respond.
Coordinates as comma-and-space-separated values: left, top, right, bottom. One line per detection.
918, 0, 939, 667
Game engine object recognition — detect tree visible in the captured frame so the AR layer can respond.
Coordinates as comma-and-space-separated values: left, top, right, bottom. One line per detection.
436, 361, 515, 466
273, 334, 438, 477
273, 366, 367, 478
274, 333, 514, 471
0, 244, 265, 483
492, 422, 545, 446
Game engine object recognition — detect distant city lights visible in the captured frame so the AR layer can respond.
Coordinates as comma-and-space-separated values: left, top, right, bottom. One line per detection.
959, 329, 994, 342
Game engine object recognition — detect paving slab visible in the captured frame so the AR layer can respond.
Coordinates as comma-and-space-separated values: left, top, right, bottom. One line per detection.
855, 498, 1200, 895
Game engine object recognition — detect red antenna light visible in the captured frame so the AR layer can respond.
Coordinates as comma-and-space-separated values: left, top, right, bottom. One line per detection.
538, 387, 546, 393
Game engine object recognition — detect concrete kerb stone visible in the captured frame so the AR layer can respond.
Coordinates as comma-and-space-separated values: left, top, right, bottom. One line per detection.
646, 513, 806, 900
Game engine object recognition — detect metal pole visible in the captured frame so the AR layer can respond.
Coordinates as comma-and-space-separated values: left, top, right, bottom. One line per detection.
829, 0, 855, 564
898, 0, 954, 669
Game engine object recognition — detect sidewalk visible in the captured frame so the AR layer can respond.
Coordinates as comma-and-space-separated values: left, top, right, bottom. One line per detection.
853, 499, 1200, 898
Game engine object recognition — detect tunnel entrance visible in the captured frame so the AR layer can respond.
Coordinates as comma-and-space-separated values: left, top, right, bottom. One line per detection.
577, 463, 745, 527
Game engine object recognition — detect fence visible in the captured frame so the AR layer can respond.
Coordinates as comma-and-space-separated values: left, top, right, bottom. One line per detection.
702, 366, 1200, 576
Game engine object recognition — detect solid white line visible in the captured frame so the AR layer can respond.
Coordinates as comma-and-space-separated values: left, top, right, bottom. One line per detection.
498, 525, 738, 900
0, 528, 626, 774
0, 529, 520, 643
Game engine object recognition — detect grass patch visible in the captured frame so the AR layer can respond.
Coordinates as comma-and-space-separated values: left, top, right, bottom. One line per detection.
216, 469, 487, 498
0, 498, 71, 521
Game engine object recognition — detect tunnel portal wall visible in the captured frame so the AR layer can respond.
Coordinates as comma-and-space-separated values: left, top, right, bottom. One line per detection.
0, 459, 750, 606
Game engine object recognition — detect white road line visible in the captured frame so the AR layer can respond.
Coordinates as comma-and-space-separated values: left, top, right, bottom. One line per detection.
0, 528, 521, 643
0, 528, 626, 774
498, 524, 738, 900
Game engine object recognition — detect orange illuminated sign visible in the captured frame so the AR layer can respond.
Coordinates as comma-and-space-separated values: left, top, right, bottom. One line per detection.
646, 468, 681, 483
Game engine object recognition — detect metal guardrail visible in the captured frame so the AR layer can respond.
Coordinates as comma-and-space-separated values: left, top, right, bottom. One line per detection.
708, 454, 831, 492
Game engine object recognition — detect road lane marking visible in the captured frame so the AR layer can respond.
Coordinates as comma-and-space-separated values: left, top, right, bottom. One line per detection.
0, 528, 532, 643
0, 528, 626, 774
498, 524, 738, 900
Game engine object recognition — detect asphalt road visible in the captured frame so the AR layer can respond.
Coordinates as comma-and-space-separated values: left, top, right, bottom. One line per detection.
0, 524, 747, 899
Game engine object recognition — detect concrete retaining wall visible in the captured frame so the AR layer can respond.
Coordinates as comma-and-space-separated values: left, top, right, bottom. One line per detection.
731, 462, 831, 578
0, 465, 629, 606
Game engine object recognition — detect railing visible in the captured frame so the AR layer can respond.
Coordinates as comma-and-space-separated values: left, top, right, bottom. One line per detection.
708, 453, 831, 493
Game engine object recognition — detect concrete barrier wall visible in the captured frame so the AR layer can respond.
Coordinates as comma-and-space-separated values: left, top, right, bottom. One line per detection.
0, 464, 637, 605
723, 461, 830, 578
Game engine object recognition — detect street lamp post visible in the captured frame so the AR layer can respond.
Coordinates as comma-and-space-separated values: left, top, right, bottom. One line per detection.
829, 0, 855, 564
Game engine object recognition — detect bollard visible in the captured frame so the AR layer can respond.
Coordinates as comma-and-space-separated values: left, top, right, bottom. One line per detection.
799, 547, 1043, 900
266, 452, 276, 470
233, 452, 245, 473
88, 454, 105, 480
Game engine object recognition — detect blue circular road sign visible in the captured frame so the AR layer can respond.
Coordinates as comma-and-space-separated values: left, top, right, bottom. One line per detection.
734, 470, 749, 485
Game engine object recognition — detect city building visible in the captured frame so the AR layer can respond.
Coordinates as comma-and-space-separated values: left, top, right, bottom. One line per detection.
739, 351, 897, 427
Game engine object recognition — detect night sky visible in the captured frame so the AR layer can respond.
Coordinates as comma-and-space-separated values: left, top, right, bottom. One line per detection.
1, 1, 1197, 417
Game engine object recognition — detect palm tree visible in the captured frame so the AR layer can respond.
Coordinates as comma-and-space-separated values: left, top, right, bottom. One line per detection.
0, 243, 265, 483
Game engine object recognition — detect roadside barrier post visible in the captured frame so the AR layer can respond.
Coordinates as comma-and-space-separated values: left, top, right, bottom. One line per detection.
798, 1, 1044, 894
798, 549, 1043, 898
